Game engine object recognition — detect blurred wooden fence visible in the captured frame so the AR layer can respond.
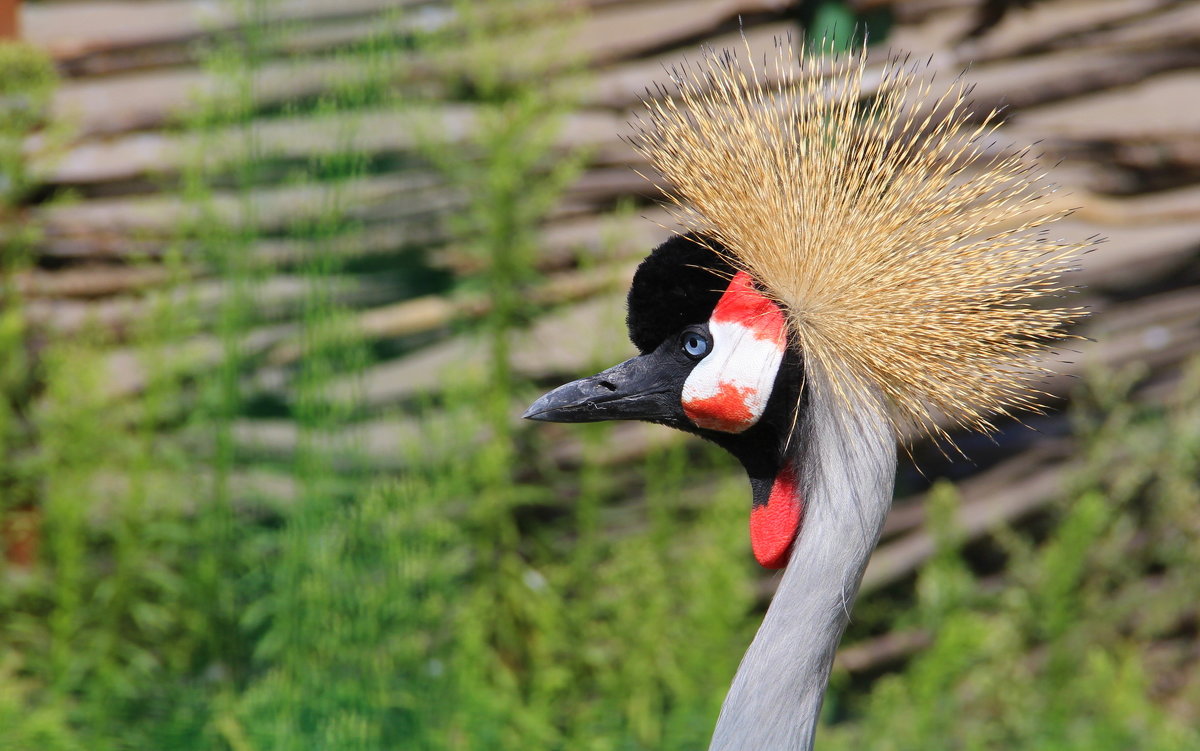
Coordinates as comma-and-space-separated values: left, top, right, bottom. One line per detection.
14, 0, 1200, 673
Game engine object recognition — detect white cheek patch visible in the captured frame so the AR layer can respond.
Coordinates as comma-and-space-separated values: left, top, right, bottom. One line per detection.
681, 271, 787, 433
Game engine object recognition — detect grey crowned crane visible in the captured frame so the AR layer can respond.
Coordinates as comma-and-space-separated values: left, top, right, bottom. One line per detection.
525, 42, 1083, 751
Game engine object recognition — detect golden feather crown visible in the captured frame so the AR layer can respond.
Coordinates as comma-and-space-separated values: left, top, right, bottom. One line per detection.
630, 40, 1086, 439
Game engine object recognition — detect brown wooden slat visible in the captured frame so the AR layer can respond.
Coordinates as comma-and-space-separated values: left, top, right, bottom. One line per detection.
17, 265, 174, 298
262, 261, 638, 367
1076, 0, 1200, 49
864, 460, 1069, 591
36, 106, 626, 187
556, 0, 793, 66
34, 158, 668, 259
47, 0, 793, 137
957, 0, 1176, 61
960, 45, 1200, 118
566, 22, 796, 109
835, 629, 932, 673
25, 274, 396, 337
880, 440, 1073, 540
38, 172, 450, 245
101, 321, 296, 400
326, 284, 634, 408
24, 0, 421, 65
1008, 71, 1200, 143
51, 56, 362, 137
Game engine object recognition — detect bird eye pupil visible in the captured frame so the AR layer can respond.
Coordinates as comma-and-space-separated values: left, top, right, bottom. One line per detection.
682, 331, 710, 359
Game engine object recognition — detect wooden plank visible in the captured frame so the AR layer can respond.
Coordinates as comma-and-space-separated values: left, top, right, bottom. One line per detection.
434, 204, 676, 273
31, 198, 669, 273
567, 21, 796, 110
16, 264, 174, 298
1077, 183, 1200, 225
24, 0, 421, 64
46, 1, 792, 137
51, 56, 363, 137
101, 321, 296, 400
68, 467, 300, 515
835, 629, 932, 673
43, 10, 450, 78
35, 159, 664, 258
37, 172, 450, 245
37, 215, 437, 262
880, 440, 1073, 540
1036, 287, 1200, 402
37, 106, 626, 186
557, 0, 793, 67
226, 402, 679, 472
91, 233, 656, 401
59, 124, 1166, 263
962, 46, 1200, 118
1064, 218, 1200, 291
848, 0, 973, 23
260, 261, 639, 367
1056, 0, 1200, 52
32, 0, 739, 75
25, 274, 396, 337
42, 14, 793, 146
864, 458, 1069, 592
867, 1, 1200, 118
959, 0, 1175, 61
1008, 71, 1200, 143
323, 285, 632, 408
875, 4, 972, 53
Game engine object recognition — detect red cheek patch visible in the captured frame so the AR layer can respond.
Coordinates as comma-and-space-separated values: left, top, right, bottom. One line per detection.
750, 464, 803, 569
710, 271, 787, 344
682, 380, 757, 432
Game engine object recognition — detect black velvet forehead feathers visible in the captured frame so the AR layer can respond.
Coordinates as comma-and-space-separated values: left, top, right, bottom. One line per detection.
626, 233, 737, 354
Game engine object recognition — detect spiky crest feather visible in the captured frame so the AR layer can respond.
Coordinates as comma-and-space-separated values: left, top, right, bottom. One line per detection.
631, 39, 1086, 439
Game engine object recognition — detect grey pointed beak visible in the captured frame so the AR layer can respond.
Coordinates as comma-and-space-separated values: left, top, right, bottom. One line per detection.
523, 354, 676, 423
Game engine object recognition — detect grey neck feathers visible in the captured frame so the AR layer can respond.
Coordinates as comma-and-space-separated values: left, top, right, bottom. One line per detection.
709, 383, 897, 751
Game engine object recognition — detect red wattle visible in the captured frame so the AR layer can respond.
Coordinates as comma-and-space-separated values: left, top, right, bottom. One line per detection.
750, 464, 803, 569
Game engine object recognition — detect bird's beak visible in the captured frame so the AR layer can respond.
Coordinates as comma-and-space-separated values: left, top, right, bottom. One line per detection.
523, 354, 675, 423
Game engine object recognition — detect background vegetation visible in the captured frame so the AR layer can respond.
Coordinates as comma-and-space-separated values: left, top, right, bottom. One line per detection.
1, 1, 1198, 749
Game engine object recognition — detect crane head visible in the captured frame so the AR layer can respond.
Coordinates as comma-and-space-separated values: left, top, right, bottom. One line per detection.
525, 233, 806, 568
525, 41, 1086, 569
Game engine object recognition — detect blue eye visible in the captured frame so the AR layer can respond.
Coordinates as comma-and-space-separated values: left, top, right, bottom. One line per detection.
682, 330, 711, 359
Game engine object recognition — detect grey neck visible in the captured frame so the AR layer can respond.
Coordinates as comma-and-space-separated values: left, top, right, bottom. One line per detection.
709, 384, 897, 751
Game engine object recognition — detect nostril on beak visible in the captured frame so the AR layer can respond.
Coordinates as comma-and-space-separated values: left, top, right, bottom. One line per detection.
598, 380, 618, 392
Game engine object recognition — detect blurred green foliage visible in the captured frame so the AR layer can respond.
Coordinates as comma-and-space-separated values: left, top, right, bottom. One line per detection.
0, 41, 57, 518
0, 3, 1197, 750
